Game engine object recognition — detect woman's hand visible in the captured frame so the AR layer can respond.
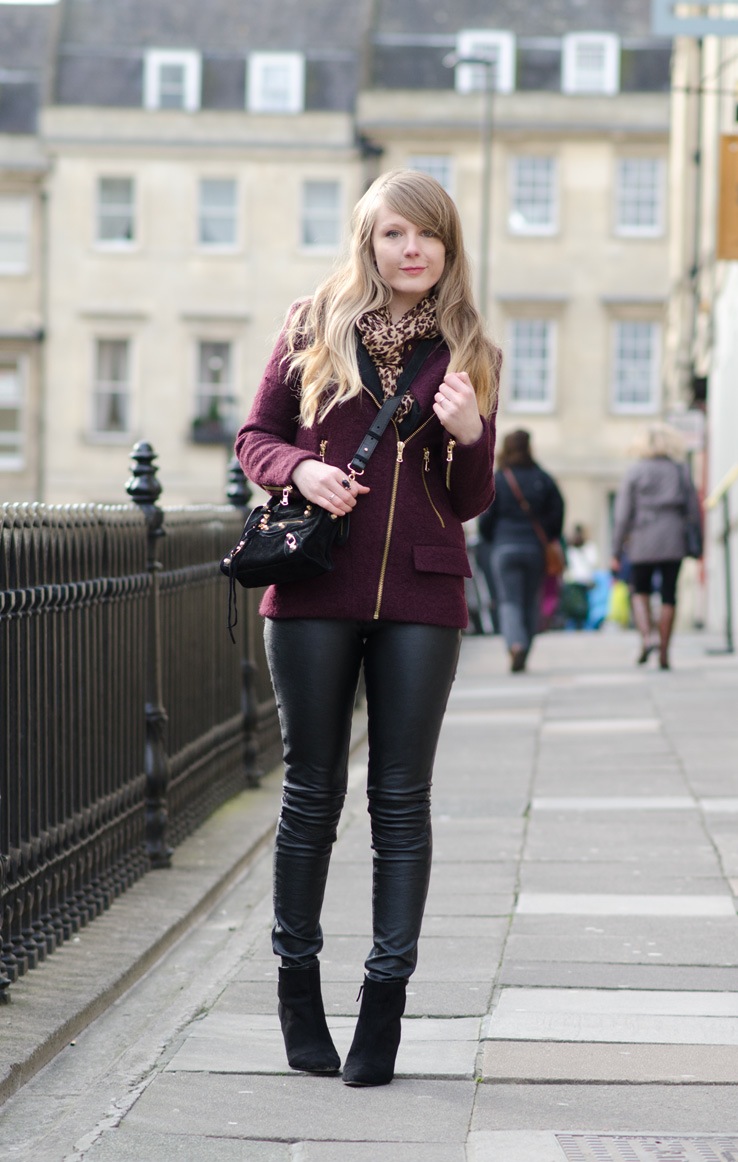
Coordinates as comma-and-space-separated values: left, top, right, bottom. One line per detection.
433, 371, 483, 445
292, 459, 370, 516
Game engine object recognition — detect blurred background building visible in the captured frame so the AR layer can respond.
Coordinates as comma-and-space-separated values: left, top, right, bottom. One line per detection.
1, 0, 735, 633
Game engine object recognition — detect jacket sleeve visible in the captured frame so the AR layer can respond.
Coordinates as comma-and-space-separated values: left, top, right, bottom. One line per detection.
444, 410, 497, 523
540, 473, 565, 541
234, 329, 317, 490
612, 468, 636, 559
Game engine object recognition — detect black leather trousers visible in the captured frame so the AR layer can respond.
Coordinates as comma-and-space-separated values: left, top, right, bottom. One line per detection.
264, 618, 461, 982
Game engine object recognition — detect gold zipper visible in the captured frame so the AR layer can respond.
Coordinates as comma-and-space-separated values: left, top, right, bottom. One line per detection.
358, 385, 438, 620
374, 445, 402, 619
319, 439, 328, 462
422, 448, 445, 528
446, 439, 456, 489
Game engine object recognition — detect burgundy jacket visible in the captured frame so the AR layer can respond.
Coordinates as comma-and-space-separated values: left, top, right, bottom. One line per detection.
235, 328, 496, 628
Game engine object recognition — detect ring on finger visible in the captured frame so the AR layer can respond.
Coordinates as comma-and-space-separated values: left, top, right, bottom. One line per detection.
341, 478, 351, 490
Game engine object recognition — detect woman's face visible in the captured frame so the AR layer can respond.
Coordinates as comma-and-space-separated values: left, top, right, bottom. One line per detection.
371, 202, 446, 320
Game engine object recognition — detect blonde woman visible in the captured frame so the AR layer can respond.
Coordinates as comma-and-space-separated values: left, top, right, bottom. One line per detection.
236, 170, 500, 1086
611, 423, 702, 669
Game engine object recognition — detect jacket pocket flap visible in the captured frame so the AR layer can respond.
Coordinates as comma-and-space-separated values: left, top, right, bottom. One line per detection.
413, 545, 472, 577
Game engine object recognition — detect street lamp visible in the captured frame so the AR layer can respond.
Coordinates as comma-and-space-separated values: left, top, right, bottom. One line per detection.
443, 51, 496, 320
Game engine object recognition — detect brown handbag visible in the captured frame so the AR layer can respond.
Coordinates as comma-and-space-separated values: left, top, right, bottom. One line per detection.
502, 468, 565, 577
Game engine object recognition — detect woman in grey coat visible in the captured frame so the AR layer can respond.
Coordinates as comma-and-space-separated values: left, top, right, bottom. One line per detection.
611, 424, 702, 670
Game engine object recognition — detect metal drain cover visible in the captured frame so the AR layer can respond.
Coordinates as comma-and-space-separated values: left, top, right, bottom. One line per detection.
556, 1136, 738, 1161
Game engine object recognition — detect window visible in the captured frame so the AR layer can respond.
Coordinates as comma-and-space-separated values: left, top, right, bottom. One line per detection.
97, 177, 135, 245
611, 321, 661, 413
507, 319, 556, 412
195, 341, 233, 424
247, 52, 305, 113
406, 156, 453, 194
0, 358, 24, 468
615, 159, 664, 237
0, 196, 31, 274
509, 157, 557, 235
454, 30, 515, 94
144, 50, 201, 111
93, 339, 131, 434
562, 33, 620, 95
300, 180, 341, 249
198, 179, 238, 248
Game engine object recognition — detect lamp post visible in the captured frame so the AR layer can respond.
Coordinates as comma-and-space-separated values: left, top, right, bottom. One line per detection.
443, 52, 496, 319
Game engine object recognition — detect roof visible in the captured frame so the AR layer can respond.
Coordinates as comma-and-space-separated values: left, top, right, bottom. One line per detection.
53, 0, 374, 111
0, 4, 58, 134
372, 0, 666, 39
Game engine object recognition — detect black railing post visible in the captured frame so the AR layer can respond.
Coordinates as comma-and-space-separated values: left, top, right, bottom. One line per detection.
126, 442, 172, 868
226, 458, 260, 788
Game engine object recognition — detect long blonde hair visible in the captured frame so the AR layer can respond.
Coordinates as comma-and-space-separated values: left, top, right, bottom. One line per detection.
283, 169, 501, 426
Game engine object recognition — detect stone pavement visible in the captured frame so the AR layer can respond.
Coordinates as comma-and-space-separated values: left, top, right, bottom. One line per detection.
2, 628, 738, 1161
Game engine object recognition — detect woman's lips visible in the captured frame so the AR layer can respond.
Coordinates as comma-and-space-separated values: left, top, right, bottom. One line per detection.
400, 267, 426, 274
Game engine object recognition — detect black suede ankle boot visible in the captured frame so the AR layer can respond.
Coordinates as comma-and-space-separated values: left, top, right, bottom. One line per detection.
342, 976, 407, 1087
277, 963, 340, 1074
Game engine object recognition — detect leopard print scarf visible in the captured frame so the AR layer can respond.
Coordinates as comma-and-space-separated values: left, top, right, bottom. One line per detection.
356, 295, 439, 418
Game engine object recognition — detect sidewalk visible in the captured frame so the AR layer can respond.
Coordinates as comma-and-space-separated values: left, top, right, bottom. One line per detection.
2, 628, 738, 1160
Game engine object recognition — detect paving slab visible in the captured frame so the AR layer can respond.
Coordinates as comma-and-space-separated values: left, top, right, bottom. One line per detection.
497, 962, 738, 991
126, 1072, 477, 1143
164, 1012, 481, 1079
516, 893, 736, 916
83, 1130, 289, 1162
470, 1083, 738, 1132
481, 1041, 738, 1084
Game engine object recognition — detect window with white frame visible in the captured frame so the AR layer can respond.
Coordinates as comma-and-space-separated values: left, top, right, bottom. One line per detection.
300, 180, 341, 249
195, 341, 233, 424
0, 196, 31, 274
97, 177, 135, 245
92, 339, 131, 434
454, 30, 516, 94
611, 321, 661, 413
144, 49, 201, 111
507, 319, 556, 411
562, 33, 620, 95
615, 158, 664, 237
0, 357, 24, 468
509, 157, 558, 235
198, 179, 238, 248
406, 156, 454, 195
247, 52, 305, 113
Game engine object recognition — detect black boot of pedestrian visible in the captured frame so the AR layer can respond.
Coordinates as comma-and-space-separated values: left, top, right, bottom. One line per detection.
277, 963, 340, 1074
342, 976, 407, 1087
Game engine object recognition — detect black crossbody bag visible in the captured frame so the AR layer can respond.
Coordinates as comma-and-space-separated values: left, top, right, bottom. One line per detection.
221, 338, 437, 639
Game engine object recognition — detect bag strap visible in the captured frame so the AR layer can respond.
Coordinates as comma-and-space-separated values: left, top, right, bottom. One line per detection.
349, 338, 439, 475
503, 467, 549, 551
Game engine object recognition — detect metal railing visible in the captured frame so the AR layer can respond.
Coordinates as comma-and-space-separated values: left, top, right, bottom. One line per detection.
0, 443, 279, 993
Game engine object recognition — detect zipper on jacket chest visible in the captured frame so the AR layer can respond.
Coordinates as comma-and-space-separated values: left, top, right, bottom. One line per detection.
373, 440, 403, 619
422, 447, 445, 528
372, 412, 437, 621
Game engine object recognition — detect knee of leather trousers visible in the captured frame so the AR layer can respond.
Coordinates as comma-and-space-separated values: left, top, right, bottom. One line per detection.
264, 618, 461, 977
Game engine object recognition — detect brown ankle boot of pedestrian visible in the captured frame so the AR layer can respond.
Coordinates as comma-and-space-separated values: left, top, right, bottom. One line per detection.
631, 593, 656, 664
658, 603, 676, 669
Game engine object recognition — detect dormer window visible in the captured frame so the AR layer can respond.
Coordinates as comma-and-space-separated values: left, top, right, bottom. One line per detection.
247, 52, 305, 113
561, 33, 620, 95
144, 50, 202, 111
454, 31, 515, 95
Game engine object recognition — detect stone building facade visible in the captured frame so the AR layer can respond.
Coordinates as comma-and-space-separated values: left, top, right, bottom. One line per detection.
1, 0, 677, 576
